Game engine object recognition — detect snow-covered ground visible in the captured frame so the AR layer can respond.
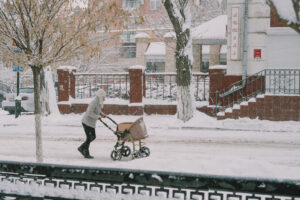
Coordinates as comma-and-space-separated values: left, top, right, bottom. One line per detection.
0, 109, 300, 181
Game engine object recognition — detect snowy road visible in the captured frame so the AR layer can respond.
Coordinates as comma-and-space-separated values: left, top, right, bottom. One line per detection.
0, 110, 300, 181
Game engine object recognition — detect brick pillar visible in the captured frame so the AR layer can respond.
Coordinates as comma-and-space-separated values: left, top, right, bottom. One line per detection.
135, 33, 150, 66
69, 69, 76, 99
129, 65, 144, 115
209, 67, 226, 105
57, 66, 77, 101
57, 69, 70, 102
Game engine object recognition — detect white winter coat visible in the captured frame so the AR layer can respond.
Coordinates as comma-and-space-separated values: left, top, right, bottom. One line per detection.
81, 89, 106, 128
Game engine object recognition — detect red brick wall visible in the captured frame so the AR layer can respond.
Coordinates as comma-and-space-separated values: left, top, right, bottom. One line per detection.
219, 95, 300, 121
103, 104, 129, 115
69, 69, 76, 99
58, 104, 71, 114
57, 69, 70, 102
144, 105, 177, 115
59, 103, 178, 115
129, 68, 143, 103
209, 68, 226, 105
71, 104, 88, 114
262, 95, 300, 121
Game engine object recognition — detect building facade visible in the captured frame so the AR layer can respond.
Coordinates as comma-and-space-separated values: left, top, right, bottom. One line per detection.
86, 0, 223, 73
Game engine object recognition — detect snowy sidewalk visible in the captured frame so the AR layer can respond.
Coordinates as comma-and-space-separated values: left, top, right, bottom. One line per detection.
1, 110, 300, 133
0, 109, 300, 180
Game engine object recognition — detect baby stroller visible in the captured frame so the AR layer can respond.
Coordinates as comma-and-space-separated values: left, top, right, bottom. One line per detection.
99, 116, 150, 161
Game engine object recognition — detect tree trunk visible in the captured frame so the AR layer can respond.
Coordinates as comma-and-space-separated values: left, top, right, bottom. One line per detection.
40, 68, 51, 116
164, 0, 194, 122
32, 66, 43, 163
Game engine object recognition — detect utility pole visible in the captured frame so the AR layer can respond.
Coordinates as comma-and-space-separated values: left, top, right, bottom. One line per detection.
13, 49, 22, 118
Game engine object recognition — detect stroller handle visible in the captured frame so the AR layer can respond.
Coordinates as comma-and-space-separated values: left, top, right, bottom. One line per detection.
106, 116, 118, 125
98, 115, 118, 133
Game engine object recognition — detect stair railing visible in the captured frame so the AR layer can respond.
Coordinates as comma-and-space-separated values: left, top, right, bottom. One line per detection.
215, 69, 300, 113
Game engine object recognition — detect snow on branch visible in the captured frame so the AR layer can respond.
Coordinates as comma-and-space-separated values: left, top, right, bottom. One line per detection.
267, 0, 300, 34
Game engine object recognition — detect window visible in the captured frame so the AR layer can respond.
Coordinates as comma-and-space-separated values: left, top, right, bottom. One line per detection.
120, 42, 136, 58
120, 32, 136, 58
150, 0, 160, 10
123, 0, 141, 9
120, 32, 136, 43
146, 62, 165, 72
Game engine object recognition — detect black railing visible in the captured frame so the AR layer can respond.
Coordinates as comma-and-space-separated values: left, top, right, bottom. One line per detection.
75, 72, 209, 102
215, 69, 300, 111
145, 72, 209, 102
0, 161, 299, 199
74, 72, 130, 100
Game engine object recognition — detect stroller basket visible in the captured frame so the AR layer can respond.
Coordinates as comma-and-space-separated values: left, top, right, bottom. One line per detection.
99, 116, 150, 161
117, 117, 148, 141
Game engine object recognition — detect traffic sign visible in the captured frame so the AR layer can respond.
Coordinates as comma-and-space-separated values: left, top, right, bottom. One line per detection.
13, 49, 22, 54
12, 64, 22, 72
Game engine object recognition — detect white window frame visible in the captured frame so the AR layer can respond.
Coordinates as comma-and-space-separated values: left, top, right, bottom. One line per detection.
123, 0, 141, 9
150, 0, 160, 10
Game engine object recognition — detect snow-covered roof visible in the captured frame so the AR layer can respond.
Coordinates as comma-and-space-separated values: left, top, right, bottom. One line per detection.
164, 32, 176, 39
129, 65, 146, 70
144, 42, 165, 56
145, 42, 166, 62
209, 65, 227, 70
134, 32, 150, 39
57, 65, 77, 72
192, 15, 227, 45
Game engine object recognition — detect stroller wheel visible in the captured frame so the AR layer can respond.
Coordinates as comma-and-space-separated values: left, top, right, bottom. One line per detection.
111, 150, 122, 161
121, 146, 131, 157
140, 146, 150, 157
132, 150, 140, 159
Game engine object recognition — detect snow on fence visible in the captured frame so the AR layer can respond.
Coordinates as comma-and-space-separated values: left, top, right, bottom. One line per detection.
75, 72, 130, 99
74, 72, 209, 102
145, 72, 209, 101
0, 161, 299, 199
265, 69, 300, 94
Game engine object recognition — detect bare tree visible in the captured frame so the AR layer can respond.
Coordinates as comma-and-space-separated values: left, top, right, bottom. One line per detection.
0, 0, 130, 162
267, 0, 300, 34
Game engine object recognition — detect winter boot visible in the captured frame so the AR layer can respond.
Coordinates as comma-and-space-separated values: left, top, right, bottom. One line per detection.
78, 146, 88, 158
85, 149, 94, 159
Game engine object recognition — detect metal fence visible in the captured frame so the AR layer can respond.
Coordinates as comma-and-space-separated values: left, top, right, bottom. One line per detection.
0, 161, 299, 199
265, 69, 300, 94
75, 72, 209, 102
145, 72, 209, 102
215, 69, 300, 110
75, 72, 130, 99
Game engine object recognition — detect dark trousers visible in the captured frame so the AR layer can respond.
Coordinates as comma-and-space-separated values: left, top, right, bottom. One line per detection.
80, 123, 96, 150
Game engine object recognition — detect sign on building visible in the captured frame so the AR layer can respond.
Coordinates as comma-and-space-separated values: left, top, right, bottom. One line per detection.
230, 6, 240, 60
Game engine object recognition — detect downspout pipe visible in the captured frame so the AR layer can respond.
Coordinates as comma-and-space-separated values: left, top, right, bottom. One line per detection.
242, 0, 249, 86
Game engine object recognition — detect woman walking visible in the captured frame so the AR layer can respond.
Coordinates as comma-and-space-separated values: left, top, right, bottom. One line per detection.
78, 89, 106, 159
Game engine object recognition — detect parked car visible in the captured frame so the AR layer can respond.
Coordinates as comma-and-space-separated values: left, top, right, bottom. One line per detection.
2, 88, 34, 114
